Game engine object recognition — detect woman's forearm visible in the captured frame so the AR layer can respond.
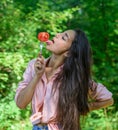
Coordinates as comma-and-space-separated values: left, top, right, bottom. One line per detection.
16, 56, 45, 109
88, 98, 114, 111
16, 74, 42, 109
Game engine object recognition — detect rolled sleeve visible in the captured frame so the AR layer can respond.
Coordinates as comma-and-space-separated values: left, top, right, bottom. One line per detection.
89, 81, 112, 101
15, 59, 35, 102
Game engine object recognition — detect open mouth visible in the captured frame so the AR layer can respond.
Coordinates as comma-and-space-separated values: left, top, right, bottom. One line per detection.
52, 39, 54, 43
46, 40, 54, 45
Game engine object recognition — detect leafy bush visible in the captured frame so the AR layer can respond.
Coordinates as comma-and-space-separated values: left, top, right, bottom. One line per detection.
0, 0, 118, 129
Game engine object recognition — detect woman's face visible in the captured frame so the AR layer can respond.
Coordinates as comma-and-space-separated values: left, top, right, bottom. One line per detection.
46, 30, 76, 55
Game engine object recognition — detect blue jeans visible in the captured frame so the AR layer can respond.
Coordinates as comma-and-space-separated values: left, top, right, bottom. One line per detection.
32, 125, 48, 130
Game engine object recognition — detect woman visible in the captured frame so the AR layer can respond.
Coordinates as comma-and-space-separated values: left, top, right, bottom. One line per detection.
15, 29, 113, 130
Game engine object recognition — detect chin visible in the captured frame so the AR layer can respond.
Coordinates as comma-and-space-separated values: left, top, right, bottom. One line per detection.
46, 47, 53, 53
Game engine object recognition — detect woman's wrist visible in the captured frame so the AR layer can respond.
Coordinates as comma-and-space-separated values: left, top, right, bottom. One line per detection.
88, 98, 113, 112
34, 72, 43, 81
88, 102, 93, 111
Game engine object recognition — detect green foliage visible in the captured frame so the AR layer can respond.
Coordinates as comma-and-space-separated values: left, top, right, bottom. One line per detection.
0, 52, 28, 98
0, 52, 31, 129
81, 109, 118, 130
0, 0, 118, 129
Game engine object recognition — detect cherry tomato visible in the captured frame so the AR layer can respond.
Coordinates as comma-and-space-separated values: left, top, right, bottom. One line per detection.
38, 32, 49, 42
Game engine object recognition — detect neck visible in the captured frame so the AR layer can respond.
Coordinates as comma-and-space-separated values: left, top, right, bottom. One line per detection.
48, 54, 66, 70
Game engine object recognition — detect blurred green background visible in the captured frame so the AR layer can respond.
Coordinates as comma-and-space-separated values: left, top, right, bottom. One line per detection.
0, 0, 118, 130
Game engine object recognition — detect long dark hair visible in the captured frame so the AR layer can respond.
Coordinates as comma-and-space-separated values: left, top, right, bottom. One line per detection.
54, 29, 92, 130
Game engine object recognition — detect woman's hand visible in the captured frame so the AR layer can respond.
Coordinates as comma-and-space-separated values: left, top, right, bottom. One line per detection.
88, 98, 114, 112
34, 54, 45, 76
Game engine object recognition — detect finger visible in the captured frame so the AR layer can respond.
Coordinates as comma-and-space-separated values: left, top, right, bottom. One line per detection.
37, 61, 43, 67
35, 64, 42, 70
36, 60, 44, 66
36, 60, 45, 69
38, 53, 45, 61
36, 58, 45, 64
36, 62, 41, 66
38, 53, 42, 58
38, 54, 45, 60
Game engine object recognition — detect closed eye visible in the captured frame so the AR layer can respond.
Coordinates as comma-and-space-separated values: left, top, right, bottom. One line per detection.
62, 36, 65, 41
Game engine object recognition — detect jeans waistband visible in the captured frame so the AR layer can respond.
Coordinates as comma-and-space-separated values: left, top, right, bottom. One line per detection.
33, 124, 48, 130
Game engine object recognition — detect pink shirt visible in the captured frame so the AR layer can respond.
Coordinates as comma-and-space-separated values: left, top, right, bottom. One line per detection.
15, 59, 112, 130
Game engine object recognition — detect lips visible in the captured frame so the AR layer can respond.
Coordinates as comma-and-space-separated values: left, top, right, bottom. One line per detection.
46, 40, 54, 45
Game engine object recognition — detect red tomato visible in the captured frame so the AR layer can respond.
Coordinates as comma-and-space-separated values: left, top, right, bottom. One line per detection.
38, 32, 49, 42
